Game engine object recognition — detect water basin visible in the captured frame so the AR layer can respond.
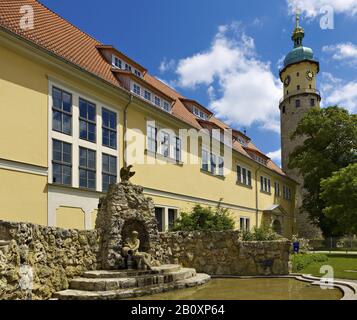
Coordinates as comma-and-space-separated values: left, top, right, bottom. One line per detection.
132, 278, 343, 300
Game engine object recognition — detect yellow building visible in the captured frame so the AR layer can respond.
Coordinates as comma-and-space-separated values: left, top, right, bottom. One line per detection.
0, 0, 297, 238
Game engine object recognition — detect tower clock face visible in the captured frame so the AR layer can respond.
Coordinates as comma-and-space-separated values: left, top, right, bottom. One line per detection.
284, 75, 291, 87
306, 70, 314, 81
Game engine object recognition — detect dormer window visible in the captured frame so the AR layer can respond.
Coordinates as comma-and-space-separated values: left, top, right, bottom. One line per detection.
133, 83, 141, 95
144, 90, 151, 101
192, 106, 208, 120
112, 56, 122, 69
237, 137, 247, 147
163, 101, 171, 112
193, 106, 199, 117
254, 155, 267, 165
155, 96, 161, 107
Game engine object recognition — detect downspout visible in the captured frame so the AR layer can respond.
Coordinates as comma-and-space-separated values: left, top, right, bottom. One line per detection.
123, 94, 133, 168
255, 164, 262, 228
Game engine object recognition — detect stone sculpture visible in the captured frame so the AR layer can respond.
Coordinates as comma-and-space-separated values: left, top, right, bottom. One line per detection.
122, 231, 154, 270
120, 165, 136, 182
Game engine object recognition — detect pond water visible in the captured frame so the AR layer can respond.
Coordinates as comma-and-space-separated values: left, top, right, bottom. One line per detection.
133, 278, 343, 300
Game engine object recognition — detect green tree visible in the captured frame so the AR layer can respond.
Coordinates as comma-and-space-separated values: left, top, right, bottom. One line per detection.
289, 106, 357, 236
320, 163, 357, 235
172, 203, 235, 231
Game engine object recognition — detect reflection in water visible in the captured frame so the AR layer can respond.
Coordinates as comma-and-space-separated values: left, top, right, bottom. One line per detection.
132, 278, 343, 300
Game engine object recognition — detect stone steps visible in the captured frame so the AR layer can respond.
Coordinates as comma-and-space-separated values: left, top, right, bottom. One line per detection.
54, 273, 211, 300
82, 264, 181, 279
69, 268, 197, 291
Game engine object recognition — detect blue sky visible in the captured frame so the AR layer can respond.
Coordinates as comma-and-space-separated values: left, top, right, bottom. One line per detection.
41, 0, 357, 166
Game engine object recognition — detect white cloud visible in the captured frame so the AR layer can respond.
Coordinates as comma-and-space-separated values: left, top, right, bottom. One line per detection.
287, 0, 357, 17
322, 42, 357, 65
267, 149, 282, 166
321, 72, 357, 113
174, 23, 282, 133
159, 58, 176, 73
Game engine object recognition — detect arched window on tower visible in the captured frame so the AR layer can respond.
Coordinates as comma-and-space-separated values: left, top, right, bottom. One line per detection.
282, 106, 286, 114
295, 99, 301, 108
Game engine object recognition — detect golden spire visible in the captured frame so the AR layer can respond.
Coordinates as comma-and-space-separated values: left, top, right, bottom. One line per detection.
295, 9, 301, 28
292, 8, 304, 48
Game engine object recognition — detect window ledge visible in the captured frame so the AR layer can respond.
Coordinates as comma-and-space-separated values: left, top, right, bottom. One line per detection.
48, 183, 105, 195
145, 149, 183, 166
260, 190, 272, 196
200, 169, 225, 180
236, 181, 253, 189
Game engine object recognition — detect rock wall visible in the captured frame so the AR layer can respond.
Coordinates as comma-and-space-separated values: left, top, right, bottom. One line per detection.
160, 231, 290, 275
0, 221, 99, 300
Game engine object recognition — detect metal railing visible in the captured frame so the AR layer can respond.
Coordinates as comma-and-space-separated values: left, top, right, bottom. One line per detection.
309, 236, 357, 254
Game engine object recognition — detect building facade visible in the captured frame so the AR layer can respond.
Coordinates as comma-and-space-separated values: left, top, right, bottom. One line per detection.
0, 0, 297, 238
279, 14, 322, 237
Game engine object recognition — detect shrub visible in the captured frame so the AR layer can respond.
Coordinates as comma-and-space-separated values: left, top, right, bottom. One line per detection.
172, 203, 235, 232
291, 253, 328, 272
241, 226, 280, 241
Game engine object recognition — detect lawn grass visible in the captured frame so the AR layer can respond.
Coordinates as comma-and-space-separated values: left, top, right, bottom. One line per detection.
300, 254, 357, 280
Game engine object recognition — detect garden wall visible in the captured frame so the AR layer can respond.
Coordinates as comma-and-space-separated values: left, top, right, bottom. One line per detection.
0, 220, 99, 300
160, 231, 291, 275
0, 220, 290, 300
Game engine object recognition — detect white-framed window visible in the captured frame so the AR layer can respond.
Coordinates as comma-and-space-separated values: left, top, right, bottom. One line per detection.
201, 149, 224, 176
144, 90, 151, 101
193, 106, 200, 116
237, 136, 247, 147
275, 182, 281, 197
192, 106, 208, 120
260, 176, 271, 193
163, 101, 171, 112
201, 149, 209, 172
147, 123, 157, 153
112, 55, 122, 69
125, 63, 132, 72
52, 86, 72, 135
133, 83, 141, 95
134, 70, 141, 77
218, 156, 224, 176
237, 165, 252, 186
52, 139, 72, 186
155, 96, 161, 107
102, 108, 117, 149
155, 207, 179, 232
102, 153, 117, 192
240, 217, 250, 232
160, 131, 170, 157
79, 98, 96, 143
49, 81, 119, 193
283, 185, 292, 200
174, 137, 182, 162
79, 147, 96, 190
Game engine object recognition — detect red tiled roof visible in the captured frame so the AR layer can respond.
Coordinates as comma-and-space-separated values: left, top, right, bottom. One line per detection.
0, 0, 290, 180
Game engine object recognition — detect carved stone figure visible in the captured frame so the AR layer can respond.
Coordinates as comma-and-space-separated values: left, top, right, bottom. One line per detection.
122, 231, 153, 270
120, 165, 136, 182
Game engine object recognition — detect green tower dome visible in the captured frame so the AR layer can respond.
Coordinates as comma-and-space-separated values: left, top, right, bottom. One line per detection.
283, 13, 318, 69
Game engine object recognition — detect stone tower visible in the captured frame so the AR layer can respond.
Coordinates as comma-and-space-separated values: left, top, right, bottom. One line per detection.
279, 14, 322, 238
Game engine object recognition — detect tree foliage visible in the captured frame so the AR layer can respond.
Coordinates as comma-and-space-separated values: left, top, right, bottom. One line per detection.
289, 106, 357, 236
320, 163, 357, 235
172, 203, 235, 232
